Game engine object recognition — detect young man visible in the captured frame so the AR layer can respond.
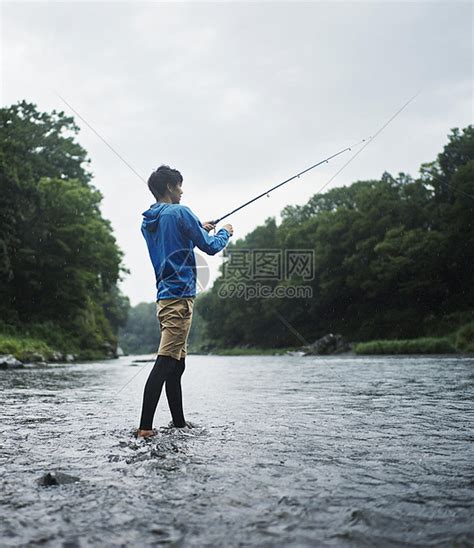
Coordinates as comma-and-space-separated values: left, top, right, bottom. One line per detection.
137, 165, 233, 438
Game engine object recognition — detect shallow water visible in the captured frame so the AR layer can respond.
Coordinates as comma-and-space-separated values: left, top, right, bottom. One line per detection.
0, 354, 473, 547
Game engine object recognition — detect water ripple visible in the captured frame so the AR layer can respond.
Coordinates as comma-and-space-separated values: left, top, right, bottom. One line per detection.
0, 354, 473, 546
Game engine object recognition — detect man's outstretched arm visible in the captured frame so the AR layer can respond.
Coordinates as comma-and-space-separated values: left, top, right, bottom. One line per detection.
180, 206, 233, 255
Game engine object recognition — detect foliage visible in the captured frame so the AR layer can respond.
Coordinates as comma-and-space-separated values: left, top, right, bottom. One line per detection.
455, 322, 474, 353
354, 338, 455, 355
119, 297, 209, 355
118, 302, 159, 355
197, 126, 473, 349
187, 304, 211, 353
0, 334, 54, 361
0, 101, 129, 356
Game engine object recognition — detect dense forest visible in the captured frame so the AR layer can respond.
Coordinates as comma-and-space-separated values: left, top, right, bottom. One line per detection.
0, 101, 129, 360
196, 126, 473, 350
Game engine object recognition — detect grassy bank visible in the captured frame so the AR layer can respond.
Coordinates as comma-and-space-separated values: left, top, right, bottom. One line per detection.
0, 334, 56, 362
455, 322, 474, 353
355, 322, 474, 355
354, 337, 456, 355
199, 328, 474, 357
0, 331, 110, 362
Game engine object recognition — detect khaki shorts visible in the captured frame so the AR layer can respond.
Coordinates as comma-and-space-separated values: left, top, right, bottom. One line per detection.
157, 298, 194, 360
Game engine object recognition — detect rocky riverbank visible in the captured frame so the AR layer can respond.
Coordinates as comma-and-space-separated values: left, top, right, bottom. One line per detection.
0, 335, 124, 368
0, 352, 78, 369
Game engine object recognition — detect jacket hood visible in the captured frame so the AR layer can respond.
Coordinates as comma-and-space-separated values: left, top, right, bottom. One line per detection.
142, 202, 170, 232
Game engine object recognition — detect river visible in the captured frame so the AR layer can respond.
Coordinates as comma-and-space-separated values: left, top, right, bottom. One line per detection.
1, 354, 473, 547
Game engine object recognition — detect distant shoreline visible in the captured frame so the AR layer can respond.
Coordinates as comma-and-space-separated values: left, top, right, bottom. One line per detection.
2, 334, 472, 366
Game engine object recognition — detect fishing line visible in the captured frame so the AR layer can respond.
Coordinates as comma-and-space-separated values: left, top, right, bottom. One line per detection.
55, 92, 147, 184
213, 91, 422, 225
275, 311, 310, 347
316, 90, 421, 195
423, 171, 474, 201
114, 361, 152, 397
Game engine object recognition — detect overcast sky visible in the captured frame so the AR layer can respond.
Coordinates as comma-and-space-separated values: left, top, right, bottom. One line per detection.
1, 1, 472, 305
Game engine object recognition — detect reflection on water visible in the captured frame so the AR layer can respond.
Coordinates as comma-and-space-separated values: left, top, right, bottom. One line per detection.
1, 355, 473, 546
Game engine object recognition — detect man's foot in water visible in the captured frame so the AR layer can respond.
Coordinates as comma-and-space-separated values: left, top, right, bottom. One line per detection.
136, 429, 156, 438
169, 421, 194, 429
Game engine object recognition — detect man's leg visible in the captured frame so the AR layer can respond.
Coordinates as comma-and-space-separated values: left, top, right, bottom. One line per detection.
137, 298, 193, 436
138, 355, 175, 432
161, 298, 193, 428
165, 356, 186, 427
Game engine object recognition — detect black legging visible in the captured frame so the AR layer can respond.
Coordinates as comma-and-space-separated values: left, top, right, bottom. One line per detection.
139, 355, 186, 430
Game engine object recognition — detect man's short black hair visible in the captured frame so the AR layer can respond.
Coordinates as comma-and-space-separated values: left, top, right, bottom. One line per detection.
148, 165, 183, 201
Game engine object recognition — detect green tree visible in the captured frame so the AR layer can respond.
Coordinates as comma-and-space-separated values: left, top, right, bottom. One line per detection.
196, 125, 474, 347
0, 101, 129, 356
119, 302, 159, 354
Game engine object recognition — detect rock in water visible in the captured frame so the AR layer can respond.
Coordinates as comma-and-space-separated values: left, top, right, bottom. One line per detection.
302, 333, 351, 355
50, 351, 64, 362
37, 471, 80, 486
101, 342, 118, 358
0, 354, 23, 369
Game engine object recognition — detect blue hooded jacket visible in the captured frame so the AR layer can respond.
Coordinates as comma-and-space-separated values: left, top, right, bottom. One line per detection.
141, 203, 231, 300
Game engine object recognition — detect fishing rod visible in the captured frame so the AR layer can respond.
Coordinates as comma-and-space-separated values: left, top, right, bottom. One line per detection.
211, 139, 367, 225
212, 90, 422, 226
56, 91, 422, 222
